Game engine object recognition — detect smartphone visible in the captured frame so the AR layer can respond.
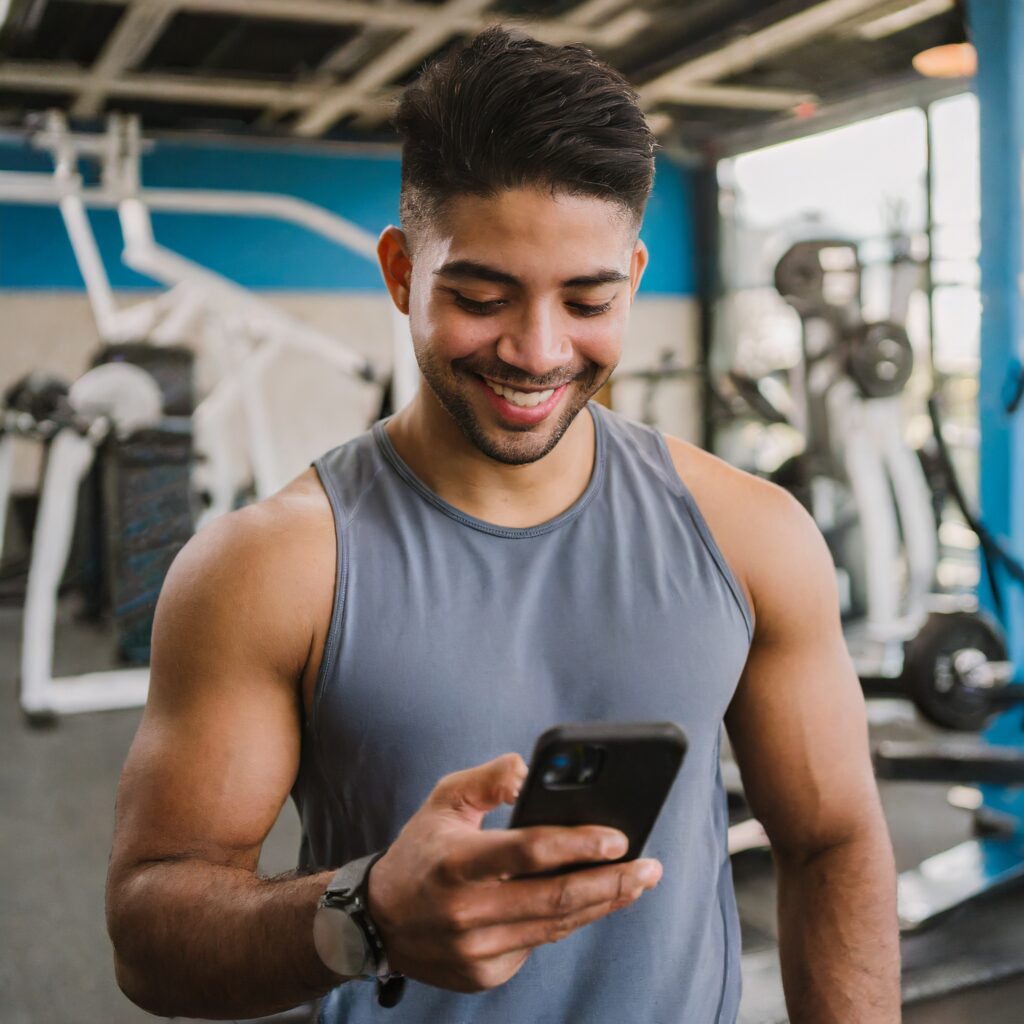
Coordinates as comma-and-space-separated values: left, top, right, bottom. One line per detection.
509, 721, 687, 871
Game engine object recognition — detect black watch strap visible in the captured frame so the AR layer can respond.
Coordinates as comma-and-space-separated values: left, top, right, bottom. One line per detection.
376, 975, 407, 1008
322, 849, 406, 1008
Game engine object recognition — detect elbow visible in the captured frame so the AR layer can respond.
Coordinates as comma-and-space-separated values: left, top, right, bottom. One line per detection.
113, 953, 169, 1017
771, 809, 894, 871
112, 944, 208, 1019
108, 918, 177, 1017
107, 877, 180, 1017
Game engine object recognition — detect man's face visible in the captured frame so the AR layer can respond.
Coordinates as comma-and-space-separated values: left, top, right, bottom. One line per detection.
387, 188, 647, 465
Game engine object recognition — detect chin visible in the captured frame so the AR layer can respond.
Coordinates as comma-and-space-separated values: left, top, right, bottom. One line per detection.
445, 387, 590, 465
464, 424, 565, 466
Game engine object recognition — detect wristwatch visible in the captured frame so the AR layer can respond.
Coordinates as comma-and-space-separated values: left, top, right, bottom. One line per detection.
313, 850, 406, 1007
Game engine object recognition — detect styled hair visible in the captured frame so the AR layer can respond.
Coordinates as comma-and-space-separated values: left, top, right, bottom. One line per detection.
394, 26, 656, 241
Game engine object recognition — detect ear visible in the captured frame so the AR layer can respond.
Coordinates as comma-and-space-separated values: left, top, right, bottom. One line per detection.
377, 226, 413, 314
629, 239, 649, 302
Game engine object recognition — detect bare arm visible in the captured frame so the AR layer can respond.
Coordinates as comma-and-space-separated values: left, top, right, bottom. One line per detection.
723, 484, 900, 1022
106, 497, 342, 1018
107, 484, 660, 1018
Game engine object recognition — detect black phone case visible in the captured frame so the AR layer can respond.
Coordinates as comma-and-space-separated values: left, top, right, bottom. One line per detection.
509, 721, 688, 866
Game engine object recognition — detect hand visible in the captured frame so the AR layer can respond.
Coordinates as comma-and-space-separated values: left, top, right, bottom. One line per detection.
366, 752, 663, 993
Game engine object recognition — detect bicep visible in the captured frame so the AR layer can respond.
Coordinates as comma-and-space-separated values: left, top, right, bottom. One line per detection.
724, 496, 880, 861
110, 516, 309, 880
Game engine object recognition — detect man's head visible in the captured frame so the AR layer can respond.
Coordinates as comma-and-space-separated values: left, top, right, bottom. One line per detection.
395, 25, 655, 246
379, 26, 655, 465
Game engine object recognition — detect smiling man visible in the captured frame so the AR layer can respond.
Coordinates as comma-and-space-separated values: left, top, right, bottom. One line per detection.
106, 27, 899, 1024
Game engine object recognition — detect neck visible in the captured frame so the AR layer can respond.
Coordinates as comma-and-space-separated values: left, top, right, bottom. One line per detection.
385, 386, 597, 529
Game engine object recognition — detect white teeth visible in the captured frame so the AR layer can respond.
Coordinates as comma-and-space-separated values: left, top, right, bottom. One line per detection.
483, 379, 556, 408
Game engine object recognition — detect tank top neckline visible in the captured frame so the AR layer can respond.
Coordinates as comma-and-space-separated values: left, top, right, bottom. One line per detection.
370, 402, 607, 539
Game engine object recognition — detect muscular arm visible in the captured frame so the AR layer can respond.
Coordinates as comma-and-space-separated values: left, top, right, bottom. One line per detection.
106, 493, 341, 1019
724, 485, 899, 1022
665, 438, 899, 1022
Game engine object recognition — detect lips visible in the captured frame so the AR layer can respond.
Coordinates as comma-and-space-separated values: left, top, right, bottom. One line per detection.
475, 374, 569, 426
481, 377, 556, 408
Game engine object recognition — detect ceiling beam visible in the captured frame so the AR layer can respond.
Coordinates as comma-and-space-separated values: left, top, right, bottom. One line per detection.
71, 0, 177, 117
290, 0, 650, 137
854, 0, 956, 40
292, 0, 494, 138
62, 0, 645, 46
659, 83, 816, 111
21, 0, 941, 142
638, 0, 899, 107
709, 69, 969, 158
516, 8, 650, 48
0, 61, 329, 108
563, 0, 629, 25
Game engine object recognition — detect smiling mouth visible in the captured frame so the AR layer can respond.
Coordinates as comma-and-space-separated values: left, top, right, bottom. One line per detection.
478, 376, 559, 408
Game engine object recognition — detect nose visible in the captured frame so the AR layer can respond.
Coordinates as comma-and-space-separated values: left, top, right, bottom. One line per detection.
495, 302, 574, 381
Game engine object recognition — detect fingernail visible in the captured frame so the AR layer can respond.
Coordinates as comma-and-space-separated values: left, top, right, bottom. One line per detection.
637, 861, 661, 886
602, 833, 628, 858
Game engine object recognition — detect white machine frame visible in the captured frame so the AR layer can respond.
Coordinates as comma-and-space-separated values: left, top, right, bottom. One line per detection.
0, 112, 414, 719
791, 258, 938, 677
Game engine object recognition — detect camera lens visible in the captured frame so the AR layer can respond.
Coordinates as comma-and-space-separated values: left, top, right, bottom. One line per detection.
539, 744, 605, 788
542, 750, 575, 786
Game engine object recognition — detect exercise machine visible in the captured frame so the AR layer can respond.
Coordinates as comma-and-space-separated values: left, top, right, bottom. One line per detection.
0, 112, 401, 517
0, 112, 405, 719
0, 361, 175, 720
770, 238, 937, 670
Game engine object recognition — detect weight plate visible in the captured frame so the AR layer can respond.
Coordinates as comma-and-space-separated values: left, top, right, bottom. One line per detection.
774, 239, 860, 317
847, 322, 914, 398
903, 610, 1009, 731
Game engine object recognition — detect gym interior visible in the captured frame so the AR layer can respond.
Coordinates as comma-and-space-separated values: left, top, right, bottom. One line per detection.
2, 0, 1024, 1021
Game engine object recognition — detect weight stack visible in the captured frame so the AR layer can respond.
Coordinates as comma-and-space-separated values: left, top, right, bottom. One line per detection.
101, 420, 194, 664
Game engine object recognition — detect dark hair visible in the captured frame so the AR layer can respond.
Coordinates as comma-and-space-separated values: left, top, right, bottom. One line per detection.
395, 26, 656, 241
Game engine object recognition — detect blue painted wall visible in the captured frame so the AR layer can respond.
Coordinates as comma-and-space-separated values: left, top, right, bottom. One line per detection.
969, 0, 1024, 663
0, 138, 695, 296
967, 0, 1024, 819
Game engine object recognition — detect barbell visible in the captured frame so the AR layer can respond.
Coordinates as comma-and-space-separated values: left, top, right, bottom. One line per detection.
898, 609, 1019, 732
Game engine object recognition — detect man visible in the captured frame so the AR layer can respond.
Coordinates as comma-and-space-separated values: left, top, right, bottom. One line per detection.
106, 27, 899, 1024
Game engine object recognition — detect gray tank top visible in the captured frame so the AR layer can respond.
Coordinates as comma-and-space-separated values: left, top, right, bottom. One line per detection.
295, 403, 752, 1024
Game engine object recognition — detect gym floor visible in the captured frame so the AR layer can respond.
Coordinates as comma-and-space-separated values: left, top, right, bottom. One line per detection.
4, 599, 1024, 1023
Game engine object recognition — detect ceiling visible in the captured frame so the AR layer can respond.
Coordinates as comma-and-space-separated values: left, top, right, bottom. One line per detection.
0, 0, 969, 154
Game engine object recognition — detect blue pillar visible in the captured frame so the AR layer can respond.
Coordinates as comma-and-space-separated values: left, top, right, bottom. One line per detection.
968, 0, 1024, 811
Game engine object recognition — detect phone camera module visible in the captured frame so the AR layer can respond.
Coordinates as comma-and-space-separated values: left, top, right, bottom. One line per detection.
541, 744, 605, 788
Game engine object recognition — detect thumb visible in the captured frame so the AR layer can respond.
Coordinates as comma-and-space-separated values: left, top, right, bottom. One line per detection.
428, 752, 528, 825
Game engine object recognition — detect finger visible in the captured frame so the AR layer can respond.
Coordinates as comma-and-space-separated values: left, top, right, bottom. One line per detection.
429, 753, 528, 824
458, 883, 652, 960
447, 859, 662, 931
444, 825, 630, 883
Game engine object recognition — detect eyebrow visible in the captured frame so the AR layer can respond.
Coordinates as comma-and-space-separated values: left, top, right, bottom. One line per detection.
434, 259, 629, 289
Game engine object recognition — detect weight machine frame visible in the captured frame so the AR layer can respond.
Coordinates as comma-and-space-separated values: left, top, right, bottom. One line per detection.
0, 112, 413, 719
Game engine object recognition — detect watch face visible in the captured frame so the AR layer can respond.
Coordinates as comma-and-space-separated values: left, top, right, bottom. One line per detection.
314, 907, 371, 978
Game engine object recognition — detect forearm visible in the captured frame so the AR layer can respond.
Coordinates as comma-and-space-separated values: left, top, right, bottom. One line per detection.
108, 860, 342, 1019
775, 825, 900, 1023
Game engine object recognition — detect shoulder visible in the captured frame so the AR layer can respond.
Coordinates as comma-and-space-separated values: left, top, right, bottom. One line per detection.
167, 468, 333, 596
155, 468, 336, 681
661, 434, 835, 636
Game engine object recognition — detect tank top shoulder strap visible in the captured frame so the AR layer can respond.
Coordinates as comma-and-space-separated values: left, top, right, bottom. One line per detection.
590, 402, 687, 497
593, 404, 753, 641
312, 428, 387, 530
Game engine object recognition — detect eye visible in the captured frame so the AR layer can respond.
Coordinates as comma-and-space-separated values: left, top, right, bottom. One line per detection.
452, 292, 506, 316
568, 301, 613, 318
